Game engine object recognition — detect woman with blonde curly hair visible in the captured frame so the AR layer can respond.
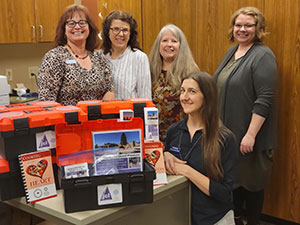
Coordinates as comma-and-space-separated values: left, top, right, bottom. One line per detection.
149, 24, 199, 142
214, 7, 277, 225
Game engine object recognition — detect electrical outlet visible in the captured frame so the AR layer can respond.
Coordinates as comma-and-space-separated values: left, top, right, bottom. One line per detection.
28, 66, 39, 79
5, 68, 13, 81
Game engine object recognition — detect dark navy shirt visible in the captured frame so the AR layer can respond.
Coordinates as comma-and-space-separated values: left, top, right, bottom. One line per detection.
165, 120, 237, 225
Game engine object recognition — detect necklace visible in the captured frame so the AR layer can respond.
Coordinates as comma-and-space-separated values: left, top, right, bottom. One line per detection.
67, 44, 88, 60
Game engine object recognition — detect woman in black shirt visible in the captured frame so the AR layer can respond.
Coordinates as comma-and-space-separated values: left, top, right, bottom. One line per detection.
164, 71, 237, 225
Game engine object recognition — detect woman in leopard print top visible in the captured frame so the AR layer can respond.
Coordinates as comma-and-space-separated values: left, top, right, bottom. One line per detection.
38, 5, 114, 105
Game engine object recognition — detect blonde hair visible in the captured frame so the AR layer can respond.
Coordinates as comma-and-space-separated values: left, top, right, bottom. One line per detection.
149, 24, 199, 88
228, 6, 267, 43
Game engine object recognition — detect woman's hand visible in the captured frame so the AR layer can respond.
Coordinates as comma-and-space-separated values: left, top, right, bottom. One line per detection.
164, 152, 186, 175
240, 133, 255, 154
240, 113, 266, 155
173, 162, 190, 176
174, 162, 211, 196
102, 91, 115, 100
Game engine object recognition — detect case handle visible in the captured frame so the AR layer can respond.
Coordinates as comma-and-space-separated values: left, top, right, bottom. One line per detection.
74, 178, 91, 187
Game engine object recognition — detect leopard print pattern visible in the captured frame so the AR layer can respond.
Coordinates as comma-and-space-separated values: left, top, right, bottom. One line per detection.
38, 46, 114, 105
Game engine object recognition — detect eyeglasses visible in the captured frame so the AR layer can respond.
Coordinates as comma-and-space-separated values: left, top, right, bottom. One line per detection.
110, 27, 130, 35
66, 20, 88, 28
234, 24, 256, 29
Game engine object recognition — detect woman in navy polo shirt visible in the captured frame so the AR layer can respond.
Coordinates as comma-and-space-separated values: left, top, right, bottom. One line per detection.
164, 71, 237, 225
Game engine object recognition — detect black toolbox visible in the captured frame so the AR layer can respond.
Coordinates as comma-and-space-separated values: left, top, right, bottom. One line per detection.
0, 157, 25, 200
61, 160, 155, 213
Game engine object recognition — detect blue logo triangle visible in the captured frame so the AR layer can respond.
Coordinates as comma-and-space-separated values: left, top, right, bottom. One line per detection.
100, 187, 112, 201
39, 135, 50, 148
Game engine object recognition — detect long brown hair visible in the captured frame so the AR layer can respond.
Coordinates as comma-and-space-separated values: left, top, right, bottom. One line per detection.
54, 4, 100, 51
101, 10, 140, 54
182, 72, 232, 181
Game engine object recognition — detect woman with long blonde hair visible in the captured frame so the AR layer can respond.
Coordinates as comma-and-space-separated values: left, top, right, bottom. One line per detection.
149, 24, 199, 142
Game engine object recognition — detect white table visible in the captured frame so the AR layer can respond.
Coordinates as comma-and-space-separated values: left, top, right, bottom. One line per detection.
5, 175, 190, 225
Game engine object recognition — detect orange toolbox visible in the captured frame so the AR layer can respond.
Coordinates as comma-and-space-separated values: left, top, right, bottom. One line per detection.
55, 117, 145, 161
55, 117, 155, 213
76, 98, 155, 121
0, 106, 87, 200
0, 106, 87, 166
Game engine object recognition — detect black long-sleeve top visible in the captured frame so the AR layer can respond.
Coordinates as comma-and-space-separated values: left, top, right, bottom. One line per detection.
165, 120, 237, 225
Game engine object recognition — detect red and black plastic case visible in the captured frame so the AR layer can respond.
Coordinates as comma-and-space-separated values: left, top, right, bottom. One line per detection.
76, 98, 155, 121
0, 101, 61, 113
56, 118, 155, 213
0, 106, 87, 200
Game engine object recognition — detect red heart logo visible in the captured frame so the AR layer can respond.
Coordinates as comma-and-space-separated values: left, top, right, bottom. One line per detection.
146, 150, 160, 167
26, 159, 48, 179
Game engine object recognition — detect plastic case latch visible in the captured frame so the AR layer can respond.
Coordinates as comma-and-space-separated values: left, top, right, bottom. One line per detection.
87, 105, 101, 120
13, 117, 29, 135
133, 102, 146, 118
104, 176, 114, 183
65, 112, 80, 125
129, 173, 145, 194
133, 102, 146, 133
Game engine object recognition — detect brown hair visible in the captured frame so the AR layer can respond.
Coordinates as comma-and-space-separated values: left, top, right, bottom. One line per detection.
101, 11, 140, 54
182, 71, 232, 181
54, 4, 100, 51
228, 6, 267, 43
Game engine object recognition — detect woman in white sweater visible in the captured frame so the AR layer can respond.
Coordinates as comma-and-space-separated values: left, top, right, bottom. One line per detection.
101, 11, 151, 100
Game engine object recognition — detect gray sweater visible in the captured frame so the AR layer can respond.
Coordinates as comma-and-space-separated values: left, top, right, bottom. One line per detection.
214, 43, 277, 151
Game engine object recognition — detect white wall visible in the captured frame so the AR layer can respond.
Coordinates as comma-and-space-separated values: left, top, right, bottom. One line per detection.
0, 43, 53, 93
